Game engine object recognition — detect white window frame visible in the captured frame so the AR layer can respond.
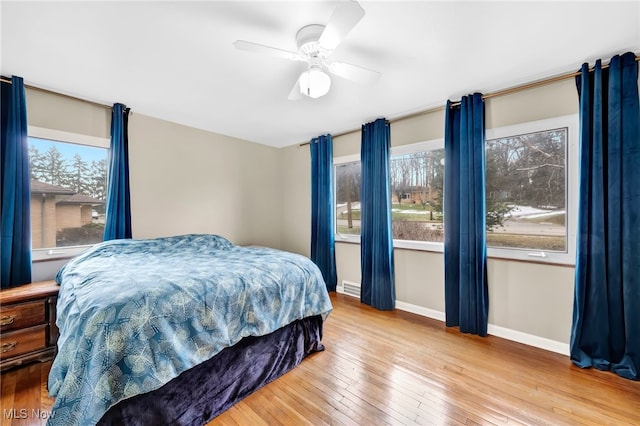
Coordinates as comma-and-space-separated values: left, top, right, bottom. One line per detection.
28, 126, 110, 262
485, 114, 578, 265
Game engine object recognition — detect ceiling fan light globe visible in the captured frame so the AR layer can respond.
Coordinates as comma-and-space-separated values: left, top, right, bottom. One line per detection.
299, 68, 331, 98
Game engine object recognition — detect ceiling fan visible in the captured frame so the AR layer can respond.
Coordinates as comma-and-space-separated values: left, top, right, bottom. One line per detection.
233, 1, 380, 100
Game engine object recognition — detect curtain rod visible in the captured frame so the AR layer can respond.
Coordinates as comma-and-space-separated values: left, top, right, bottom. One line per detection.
298, 105, 446, 147
1, 77, 114, 111
299, 54, 639, 147
450, 55, 640, 107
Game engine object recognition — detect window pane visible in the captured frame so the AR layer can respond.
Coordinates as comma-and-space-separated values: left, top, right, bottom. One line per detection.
485, 128, 567, 251
390, 149, 444, 242
28, 137, 108, 249
335, 161, 361, 236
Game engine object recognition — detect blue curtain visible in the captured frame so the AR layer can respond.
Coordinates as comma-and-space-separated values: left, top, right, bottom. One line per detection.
310, 134, 337, 292
1, 76, 31, 288
360, 118, 395, 310
571, 52, 640, 380
104, 103, 132, 241
444, 93, 489, 336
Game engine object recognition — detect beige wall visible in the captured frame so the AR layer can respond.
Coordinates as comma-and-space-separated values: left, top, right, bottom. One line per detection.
26, 88, 110, 139
29, 90, 283, 281
279, 78, 579, 351
279, 143, 311, 256
127, 113, 281, 247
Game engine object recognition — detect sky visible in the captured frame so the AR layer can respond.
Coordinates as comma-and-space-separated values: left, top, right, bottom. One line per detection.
28, 137, 108, 164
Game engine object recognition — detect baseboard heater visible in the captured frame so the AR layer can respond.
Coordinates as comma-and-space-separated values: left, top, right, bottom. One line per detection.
338, 280, 360, 298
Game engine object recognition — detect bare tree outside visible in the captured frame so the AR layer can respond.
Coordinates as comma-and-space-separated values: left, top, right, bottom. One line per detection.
334, 127, 566, 251
335, 161, 361, 235
485, 128, 566, 251
390, 150, 444, 242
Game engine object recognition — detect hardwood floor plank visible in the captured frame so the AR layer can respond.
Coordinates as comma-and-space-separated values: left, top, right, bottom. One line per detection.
290, 363, 384, 424
1, 369, 17, 426
4, 364, 43, 426
223, 404, 267, 426
2, 293, 639, 425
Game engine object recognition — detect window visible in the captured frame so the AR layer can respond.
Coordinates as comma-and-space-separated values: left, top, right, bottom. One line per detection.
390, 141, 444, 249
485, 115, 578, 264
334, 140, 445, 250
335, 156, 361, 238
334, 115, 576, 264
28, 127, 110, 260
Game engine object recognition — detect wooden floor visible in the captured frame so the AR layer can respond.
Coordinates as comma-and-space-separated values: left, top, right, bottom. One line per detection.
2, 293, 639, 425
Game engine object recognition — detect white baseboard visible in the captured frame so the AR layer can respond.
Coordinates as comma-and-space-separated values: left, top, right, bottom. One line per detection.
394, 300, 446, 322
394, 300, 569, 356
486, 324, 570, 356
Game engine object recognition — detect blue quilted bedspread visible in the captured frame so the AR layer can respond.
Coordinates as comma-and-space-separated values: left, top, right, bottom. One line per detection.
47, 234, 332, 426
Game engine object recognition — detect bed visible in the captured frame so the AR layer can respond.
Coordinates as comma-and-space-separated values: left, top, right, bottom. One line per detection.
47, 234, 333, 426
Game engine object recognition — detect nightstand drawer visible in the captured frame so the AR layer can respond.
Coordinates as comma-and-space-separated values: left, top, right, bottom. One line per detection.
0, 325, 47, 360
1, 281, 59, 371
1, 300, 46, 332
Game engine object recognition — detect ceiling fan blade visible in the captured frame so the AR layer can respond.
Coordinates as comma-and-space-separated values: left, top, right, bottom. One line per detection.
288, 79, 303, 101
327, 61, 380, 85
318, 1, 365, 51
233, 40, 303, 62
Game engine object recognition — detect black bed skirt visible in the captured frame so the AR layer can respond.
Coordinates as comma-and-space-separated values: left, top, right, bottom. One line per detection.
98, 315, 324, 426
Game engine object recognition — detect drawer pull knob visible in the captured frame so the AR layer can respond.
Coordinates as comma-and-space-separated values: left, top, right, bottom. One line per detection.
1, 341, 17, 353
0, 315, 17, 326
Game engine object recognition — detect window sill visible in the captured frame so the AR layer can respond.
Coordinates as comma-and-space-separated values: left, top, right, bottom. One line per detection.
334, 238, 575, 266
32, 245, 92, 262
335, 237, 444, 253
486, 254, 575, 268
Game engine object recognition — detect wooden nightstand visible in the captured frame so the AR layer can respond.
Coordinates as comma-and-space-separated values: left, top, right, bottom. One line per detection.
0, 280, 59, 372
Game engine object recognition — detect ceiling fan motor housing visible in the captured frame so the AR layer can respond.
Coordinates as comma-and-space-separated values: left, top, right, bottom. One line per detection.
296, 24, 328, 59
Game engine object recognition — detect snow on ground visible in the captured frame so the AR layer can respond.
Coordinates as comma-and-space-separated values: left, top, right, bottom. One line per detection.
337, 202, 361, 210
392, 209, 429, 215
508, 205, 564, 218
338, 203, 564, 220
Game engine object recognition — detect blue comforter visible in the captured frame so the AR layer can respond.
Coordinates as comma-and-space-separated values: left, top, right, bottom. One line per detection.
48, 234, 332, 426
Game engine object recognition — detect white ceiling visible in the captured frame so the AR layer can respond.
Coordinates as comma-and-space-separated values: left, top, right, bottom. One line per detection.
2, 1, 639, 148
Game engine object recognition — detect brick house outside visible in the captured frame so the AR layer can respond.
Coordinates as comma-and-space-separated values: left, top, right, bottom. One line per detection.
30, 180, 105, 249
